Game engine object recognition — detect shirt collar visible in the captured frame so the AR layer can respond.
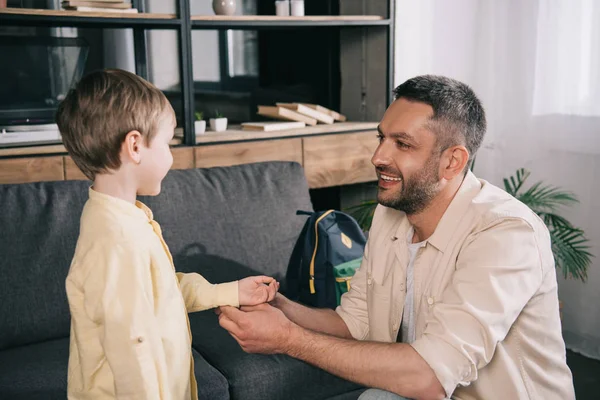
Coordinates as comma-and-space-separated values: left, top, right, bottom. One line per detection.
427, 171, 482, 252
88, 187, 154, 222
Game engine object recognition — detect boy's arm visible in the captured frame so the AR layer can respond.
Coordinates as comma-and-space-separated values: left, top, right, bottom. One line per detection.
84, 241, 168, 400
176, 272, 239, 312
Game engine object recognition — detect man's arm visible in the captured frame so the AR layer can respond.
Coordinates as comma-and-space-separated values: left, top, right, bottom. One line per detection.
288, 325, 445, 400
271, 293, 352, 339
218, 305, 445, 400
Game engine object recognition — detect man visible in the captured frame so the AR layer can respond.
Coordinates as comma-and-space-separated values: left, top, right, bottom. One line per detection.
217, 75, 575, 400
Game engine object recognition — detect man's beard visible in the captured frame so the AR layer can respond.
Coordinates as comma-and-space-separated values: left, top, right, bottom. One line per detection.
377, 155, 441, 215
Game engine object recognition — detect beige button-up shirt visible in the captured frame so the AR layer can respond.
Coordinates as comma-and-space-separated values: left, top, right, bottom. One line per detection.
337, 172, 574, 399
66, 189, 239, 399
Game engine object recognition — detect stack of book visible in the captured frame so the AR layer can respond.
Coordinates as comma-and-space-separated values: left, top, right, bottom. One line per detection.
62, 0, 138, 13
252, 103, 347, 129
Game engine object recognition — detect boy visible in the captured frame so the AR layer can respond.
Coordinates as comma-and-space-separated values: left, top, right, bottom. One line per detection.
57, 69, 279, 399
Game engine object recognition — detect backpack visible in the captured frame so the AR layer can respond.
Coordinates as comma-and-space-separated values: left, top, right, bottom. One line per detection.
285, 210, 367, 309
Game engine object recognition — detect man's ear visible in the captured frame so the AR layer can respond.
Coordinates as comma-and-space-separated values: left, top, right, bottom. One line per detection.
440, 145, 469, 180
121, 130, 143, 164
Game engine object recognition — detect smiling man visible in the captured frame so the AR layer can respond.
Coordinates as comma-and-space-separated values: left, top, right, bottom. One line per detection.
217, 75, 575, 400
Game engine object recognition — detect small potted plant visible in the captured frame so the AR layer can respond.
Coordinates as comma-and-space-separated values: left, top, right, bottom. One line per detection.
209, 110, 228, 132
194, 111, 206, 134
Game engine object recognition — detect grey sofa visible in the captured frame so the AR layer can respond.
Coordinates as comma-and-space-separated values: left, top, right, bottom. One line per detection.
0, 161, 365, 400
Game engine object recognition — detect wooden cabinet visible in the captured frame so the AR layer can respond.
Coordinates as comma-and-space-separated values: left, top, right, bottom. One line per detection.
195, 138, 302, 169
0, 129, 379, 188
303, 131, 378, 188
0, 156, 64, 184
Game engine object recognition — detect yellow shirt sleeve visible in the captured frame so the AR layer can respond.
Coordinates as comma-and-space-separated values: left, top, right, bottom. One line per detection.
176, 272, 239, 312
82, 240, 169, 400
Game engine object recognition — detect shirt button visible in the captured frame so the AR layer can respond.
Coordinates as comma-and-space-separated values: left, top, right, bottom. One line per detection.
393, 322, 398, 330
427, 297, 434, 305
137, 336, 144, 343
390, 236, 398, 241
367, 278, 373, 285
399, 282, 405, 291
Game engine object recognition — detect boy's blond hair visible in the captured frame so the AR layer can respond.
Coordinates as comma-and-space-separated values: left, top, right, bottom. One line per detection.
56, 69, 174, 180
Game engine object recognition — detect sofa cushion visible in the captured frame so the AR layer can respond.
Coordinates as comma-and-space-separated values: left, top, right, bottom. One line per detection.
0, 180, 89, 350
140, 161, 313, 284
0, 337, 229, 400
0, 337, 68, 400
189, 311, 363, 400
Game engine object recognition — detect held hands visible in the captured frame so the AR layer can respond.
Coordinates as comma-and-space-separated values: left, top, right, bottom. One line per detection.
238, 276, 280, 306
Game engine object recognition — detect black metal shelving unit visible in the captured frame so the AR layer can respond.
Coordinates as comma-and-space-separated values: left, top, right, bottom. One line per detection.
0, 0, 394, 148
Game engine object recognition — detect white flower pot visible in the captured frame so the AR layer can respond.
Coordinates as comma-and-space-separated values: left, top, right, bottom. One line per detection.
210, 117, 228, 132
194, 120, 206, 134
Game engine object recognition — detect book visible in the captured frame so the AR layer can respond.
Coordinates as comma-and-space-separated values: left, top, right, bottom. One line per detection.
241, 121, 306, 132
276, 103, 335, 124
62, 6, 138, 12
62, 1, 132, 9
298, 103, 347, 122
257, 106, 318, 126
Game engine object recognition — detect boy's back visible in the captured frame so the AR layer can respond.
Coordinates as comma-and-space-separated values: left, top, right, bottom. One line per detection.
66, 188, 195, 399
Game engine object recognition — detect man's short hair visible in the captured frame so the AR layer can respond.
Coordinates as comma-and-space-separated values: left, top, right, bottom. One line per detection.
393, 75, 486, 171
56, 69, 174, 180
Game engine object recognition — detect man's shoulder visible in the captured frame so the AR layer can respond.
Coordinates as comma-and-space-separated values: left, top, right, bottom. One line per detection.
471, 179, 546, 233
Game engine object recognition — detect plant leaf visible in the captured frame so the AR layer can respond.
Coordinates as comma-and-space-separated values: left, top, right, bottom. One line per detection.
518, 181, 579, 213
503, 168, 530, 196
344, 200, 378, 231
550, 225, 593, 282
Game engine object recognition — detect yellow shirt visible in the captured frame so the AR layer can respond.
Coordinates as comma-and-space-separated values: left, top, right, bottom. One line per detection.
66, 188, 239, 400
337, 171, 575, 400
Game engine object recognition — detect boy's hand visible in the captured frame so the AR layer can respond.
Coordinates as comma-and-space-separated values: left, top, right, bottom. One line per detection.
238, 276, 280, 306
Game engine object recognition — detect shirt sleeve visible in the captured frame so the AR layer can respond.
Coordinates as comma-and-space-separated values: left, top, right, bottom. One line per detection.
336, 233, 372, 340
411, 218, 544, 398
83, 241, 168, 400
176, 272, 239, 312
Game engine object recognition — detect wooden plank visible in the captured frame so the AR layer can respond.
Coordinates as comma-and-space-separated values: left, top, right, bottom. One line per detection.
0, 137, 182, 158
171, 147, 195, 170
0, 156, 64, 184
0, 7, 175, 18
191, 15, 383, 21
195, 138, 302, 169
64, 156, 88, 181
193, 122, 379, 144
64, 147, 195, 180
0, 145, 67, 157
303, 131, 378, 188
257, 106, 318, 126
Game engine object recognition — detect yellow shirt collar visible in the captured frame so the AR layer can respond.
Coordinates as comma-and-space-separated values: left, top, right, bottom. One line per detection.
88, 187, 153, 222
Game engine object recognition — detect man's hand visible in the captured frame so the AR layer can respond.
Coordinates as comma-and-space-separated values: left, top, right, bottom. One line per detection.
238, 276, 279, 306
218, 303, 295, 354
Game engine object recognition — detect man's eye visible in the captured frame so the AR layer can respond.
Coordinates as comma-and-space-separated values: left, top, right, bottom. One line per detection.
397, 141, 410, 149
376, 134, 384, 142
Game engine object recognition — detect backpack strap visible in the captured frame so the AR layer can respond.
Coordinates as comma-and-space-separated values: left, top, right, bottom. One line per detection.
285, 212, 312, 300
309, 209, 335, 294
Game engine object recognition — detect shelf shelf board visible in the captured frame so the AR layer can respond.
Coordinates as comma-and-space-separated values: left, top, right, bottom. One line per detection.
0, 8, 179, 28
191, 15, 391, 29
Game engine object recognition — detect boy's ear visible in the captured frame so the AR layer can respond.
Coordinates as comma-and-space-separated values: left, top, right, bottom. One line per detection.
122, 130, 143, 164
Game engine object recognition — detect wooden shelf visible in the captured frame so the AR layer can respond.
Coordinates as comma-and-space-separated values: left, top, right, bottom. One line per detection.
0, 138, 183, 158
0, 123, 377, 158
192, 122, 378, 144
0, 8, 179, 28
191, 15, 390, 29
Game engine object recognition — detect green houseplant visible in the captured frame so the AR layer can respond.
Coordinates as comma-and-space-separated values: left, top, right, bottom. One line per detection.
345, 168, 593, 282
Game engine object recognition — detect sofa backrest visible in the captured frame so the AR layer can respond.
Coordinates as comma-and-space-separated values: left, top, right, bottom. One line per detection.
0, 161, 313, 350
0, 179, 89, 351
